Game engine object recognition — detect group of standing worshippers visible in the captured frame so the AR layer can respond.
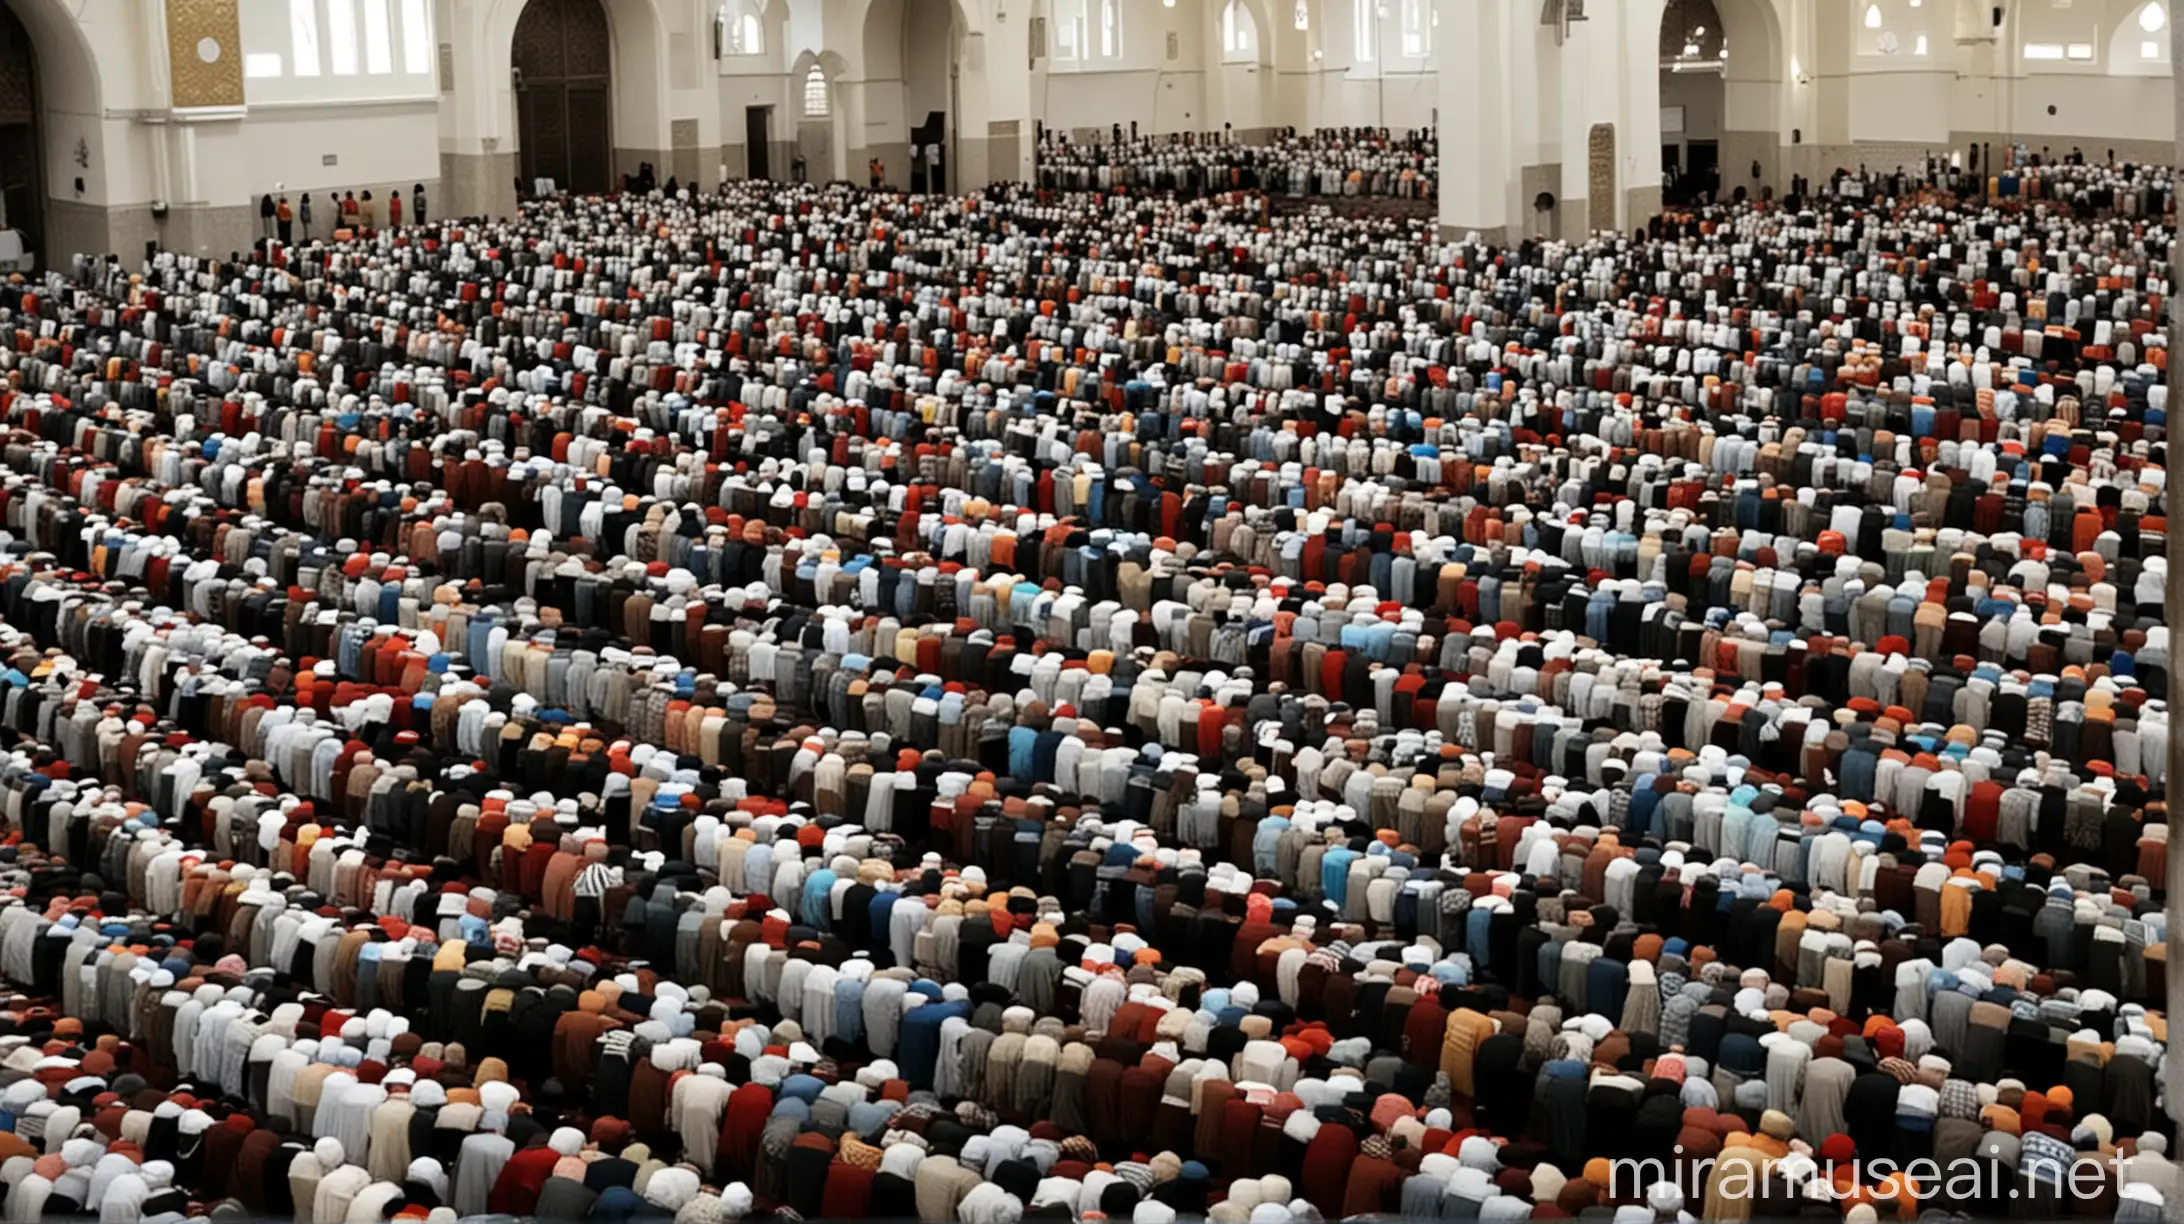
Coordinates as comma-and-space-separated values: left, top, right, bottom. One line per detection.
1036, 127, 1433, 198
0, 154, 2163, 1224
258, 186, 430, 245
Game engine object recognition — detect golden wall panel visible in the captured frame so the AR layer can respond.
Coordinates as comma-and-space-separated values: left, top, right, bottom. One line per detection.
165, 0, 245, 110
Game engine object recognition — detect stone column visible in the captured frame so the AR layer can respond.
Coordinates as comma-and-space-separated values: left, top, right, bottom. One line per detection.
1437, 0, 1514, 242
439, 0, 517, 220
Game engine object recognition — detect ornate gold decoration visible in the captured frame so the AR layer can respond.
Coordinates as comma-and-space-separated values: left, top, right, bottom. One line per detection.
165, 0, 245, 110
0, 8, 32, 128
1588, 123, 1615, 233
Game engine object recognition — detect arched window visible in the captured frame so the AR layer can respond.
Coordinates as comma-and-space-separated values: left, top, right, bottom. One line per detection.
1053, 0, 1085, 58
802, 63, 829, 116
721, 1, 763, 54
1352, 0, 1374, 60
1223, 0, 1259, 60
291, 0, 322, 76
1099, 0, 1120, 57
1400, 0, 1431, 54
2110, 1, 2168, 66
1406, 0, 1441, 54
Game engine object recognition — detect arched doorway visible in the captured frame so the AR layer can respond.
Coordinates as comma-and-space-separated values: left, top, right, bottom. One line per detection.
0, 5, 43, 264
860, 0, 957, 191
789, 52, 849, 184
1658, 0, 1725, 204
901, 0, 952, 192
513, 0, 614, 195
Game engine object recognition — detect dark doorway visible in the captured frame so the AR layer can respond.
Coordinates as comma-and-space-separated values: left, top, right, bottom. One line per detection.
0, 6, 42, 267
513, 0, 614, 195
1686, 139, 1720, 202
909, 111, 946, 193
745, 106, 772, 179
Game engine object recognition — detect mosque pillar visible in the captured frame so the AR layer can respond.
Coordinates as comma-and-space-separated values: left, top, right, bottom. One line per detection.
439, 0, 519, 221
953, 30, 998, 190
661, 0, 726, 191
599, 0, 677, 193
956, 12, 1040, 191
1550, 0, 1667, 240
1436, 0, 1515, 242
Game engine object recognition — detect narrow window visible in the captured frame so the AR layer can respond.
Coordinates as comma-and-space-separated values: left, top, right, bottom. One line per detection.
328, 0, 359, 74
402, 0, 432, 73
292, 0, 323, 76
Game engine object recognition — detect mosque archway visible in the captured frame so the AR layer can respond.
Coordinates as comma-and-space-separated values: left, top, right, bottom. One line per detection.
1658, 0, 1726, 203
512, 0, 615, 195
0, 3, 42, 265
860, 0, 968, 191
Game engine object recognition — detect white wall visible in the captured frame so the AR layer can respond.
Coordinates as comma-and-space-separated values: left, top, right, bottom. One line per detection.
2003, 0, 2173, 146
2006, 71, 2173, 146
1036, 0, 1454, 137
191, 103, 441, 202
905, 5, 951, 127
227, 0, 441, 199
1660, 70, 1724, 165
1845, 67, 1954, 144
1858, 0, 2180, 148
1040, 0, 1209, 135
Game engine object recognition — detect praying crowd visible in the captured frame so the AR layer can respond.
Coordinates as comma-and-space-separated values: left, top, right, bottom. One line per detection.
1035, 129, 1436, 200
0, 148, 2163, 1224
